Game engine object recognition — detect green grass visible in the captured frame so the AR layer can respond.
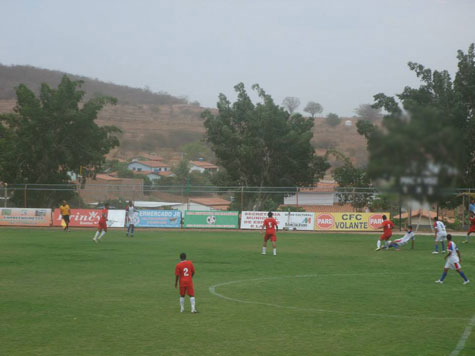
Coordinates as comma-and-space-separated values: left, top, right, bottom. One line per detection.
1, 228, 474, 356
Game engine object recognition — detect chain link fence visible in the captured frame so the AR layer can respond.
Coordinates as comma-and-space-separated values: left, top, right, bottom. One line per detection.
1, 183, 474, 231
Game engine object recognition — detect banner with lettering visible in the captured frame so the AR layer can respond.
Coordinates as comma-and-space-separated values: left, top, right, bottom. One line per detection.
53, 209, 125, 228
240, 211, 313, 231
0, 208, 52, 226
314, 212, 390, 231
132, 210, 181, 228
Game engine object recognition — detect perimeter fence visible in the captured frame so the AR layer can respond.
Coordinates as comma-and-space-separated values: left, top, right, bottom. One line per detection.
0, 183, 474, 231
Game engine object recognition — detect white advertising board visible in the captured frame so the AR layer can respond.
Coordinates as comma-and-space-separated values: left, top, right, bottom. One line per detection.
108, 210, 126, 227
241, 211, 315, 231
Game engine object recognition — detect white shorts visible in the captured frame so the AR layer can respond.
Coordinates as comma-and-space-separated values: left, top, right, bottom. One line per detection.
435, 232, 447, 242
444, 260, 461, 270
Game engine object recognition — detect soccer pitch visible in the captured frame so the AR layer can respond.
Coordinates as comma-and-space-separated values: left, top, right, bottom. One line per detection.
1, 228, 474, 356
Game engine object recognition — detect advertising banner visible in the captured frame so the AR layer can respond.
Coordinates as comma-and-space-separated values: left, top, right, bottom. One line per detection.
314, 212, 390, 231
131, 210, 181, 228
240, 211, 287, 230
0, 208, 52, 226
53, 209, 126, 228
184, 211, 239, 229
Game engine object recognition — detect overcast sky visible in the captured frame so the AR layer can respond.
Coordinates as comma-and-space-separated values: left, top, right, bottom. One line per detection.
1, 0, 474, 116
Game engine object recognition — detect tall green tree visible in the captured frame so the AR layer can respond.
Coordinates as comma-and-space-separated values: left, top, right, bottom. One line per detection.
357, 44, 475, 202
202, 83, 329, 210
0, 75, 120, 207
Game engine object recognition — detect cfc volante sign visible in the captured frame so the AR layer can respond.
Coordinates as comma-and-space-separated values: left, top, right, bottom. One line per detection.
314, 213, 390, 231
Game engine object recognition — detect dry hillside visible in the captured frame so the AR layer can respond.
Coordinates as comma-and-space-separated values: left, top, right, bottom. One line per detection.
0, 64, 369, 166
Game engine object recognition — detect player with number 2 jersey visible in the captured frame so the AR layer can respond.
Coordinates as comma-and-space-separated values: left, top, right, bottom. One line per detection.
175, 252, 197, 313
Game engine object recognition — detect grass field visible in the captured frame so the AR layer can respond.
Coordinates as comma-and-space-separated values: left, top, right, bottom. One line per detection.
1, 228, 474, 356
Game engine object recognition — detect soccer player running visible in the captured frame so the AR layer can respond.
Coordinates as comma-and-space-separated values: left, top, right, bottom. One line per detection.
175, 252, 197, 313
376, 215, 394, 251
93, 203, 109, 243
435, 234, 470, 285
385, 225, 415, 251
463, 212, 475, 244
125, 200, 136, 237
432, 216, 447, 254
59, 200, 71, 232
261, 211, 278, 256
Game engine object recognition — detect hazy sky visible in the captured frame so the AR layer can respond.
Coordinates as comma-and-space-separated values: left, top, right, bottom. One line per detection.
1, 0, 474, 116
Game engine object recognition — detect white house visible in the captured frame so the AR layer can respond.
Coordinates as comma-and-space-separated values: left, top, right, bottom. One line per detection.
134, 170, 176, 182
284, 180, 338, 206
128, 160, 170, 173
189, 160, 218, 173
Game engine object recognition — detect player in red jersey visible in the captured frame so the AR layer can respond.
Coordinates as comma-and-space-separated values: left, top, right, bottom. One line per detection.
93, 203, 109, 243
376, 215, 394, 251
175, 252, 197, 313
262, 211, 278, 256
463, 212, 475, 244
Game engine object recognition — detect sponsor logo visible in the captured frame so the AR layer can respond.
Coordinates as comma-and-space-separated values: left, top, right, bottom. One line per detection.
207, 215, 216, 224
369, 214, 384, 229
316, 214, 334, 229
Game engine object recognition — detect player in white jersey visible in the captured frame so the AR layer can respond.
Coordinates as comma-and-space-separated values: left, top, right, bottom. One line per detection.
435, 234, 469, 284
432, 217, 447, 254
125, 201, 137, 237
385, 226, 415, 251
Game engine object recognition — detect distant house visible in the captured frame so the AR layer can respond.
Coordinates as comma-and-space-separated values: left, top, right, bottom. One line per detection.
128, 160, 170, 173
284, 180, 338, 206
78, 174, 144, 203
175, 197, 231, 212
134, 170, 175, 182
189, 160, 218, 173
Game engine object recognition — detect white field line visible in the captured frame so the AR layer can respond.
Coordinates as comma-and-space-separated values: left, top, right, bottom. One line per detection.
208, 273, 472, 321
450, 313, 475, 356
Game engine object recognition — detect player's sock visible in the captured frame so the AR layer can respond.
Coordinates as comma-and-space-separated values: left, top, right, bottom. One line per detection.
440, 271, 447, 281
273, 248, 276, 256
262, 247, 266, 254
434, 244, 439, 252
131, 225, 135, 236
467, 234, 470, 242
180, 297, 185, 311
441, 241, 445, 251
93, 231, 99, 240
190, 297, 196, 312
377, 240, 381, 249
459, 271, 468, 282
99, 231, 106, 240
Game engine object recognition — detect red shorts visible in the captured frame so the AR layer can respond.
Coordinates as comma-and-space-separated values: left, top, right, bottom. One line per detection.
98, 221, 108, 231
264, 234, 276, 242
179, 283, 194, 297
469, 226, 475, 234
380, 233, 392, 241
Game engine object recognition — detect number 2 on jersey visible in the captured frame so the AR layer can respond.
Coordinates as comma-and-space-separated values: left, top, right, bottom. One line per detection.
183, 267, 189, 276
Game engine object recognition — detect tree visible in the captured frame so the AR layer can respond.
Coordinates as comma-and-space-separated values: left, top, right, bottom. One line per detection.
354, 104, 382, 122
181, 141, 213, 161
325, 113, 341, 127
202, 83, 329, 210
282, 96, 300, 114
0, 75, 120, 207
357, 44, 475, 203
303, 101, 323, 118
327, 150, 373, 210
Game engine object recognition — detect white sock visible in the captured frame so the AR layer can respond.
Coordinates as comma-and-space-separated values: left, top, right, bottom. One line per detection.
99, 231, 106, 239
273, 248, 277, 255
190, 297, 196, 311
180, 297, 185, 310
94, 231, 99, 239
262, 247, 266, 254
377, 240, 381, 249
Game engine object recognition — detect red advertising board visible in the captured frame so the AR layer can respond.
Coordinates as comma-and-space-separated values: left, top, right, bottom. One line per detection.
53, 209, 102, 227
